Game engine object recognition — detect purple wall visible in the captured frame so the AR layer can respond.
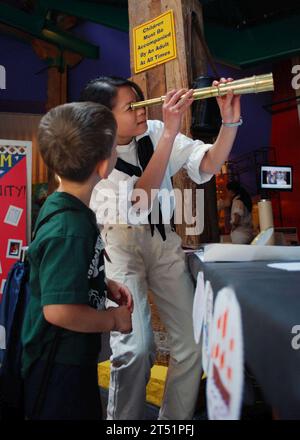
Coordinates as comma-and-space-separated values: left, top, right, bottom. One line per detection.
0, 34, 47, 112
68, 22, 131, 101
208, 63, 273, 194
208, 63, 272, 157
0, 23, 131, 111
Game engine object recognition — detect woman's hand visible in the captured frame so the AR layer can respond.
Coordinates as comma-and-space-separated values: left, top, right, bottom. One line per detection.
213, 78, 241, 124
162, 88, 194, 137
133, 88, 193, 202
106, 279, 133, 313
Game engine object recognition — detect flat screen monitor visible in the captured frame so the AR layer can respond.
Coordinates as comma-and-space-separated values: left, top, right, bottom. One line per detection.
260, 165, 292, 190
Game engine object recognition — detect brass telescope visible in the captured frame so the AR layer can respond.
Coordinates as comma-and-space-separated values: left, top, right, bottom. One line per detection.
131, 73, 274, 110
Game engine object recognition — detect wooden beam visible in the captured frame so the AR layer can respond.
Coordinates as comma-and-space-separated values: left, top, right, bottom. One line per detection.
128, 0, 166, 122
32, 39, 80, 191
128, 0, 219, 246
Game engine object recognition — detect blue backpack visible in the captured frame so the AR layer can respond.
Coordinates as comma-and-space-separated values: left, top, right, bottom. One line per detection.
0, 260, 30, 419
0, 207, 78, 419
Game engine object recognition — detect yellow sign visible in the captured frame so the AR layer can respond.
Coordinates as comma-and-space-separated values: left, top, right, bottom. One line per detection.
133, 10, 177, 73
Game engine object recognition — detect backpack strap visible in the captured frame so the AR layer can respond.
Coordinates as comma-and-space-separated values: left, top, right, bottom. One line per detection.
32, 207, 79, 240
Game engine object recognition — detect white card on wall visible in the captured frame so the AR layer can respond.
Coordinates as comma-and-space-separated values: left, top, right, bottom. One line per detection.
4, 205, 23, 227
6, 239, 23, 259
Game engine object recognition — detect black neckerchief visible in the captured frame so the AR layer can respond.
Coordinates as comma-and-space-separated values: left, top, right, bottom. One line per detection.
115, 135, 166, 241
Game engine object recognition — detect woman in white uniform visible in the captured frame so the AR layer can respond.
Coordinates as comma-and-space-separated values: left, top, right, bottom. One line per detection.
226, 181, 253, 244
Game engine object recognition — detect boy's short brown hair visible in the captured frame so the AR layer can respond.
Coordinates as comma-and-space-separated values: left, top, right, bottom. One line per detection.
38, 102, 117, 182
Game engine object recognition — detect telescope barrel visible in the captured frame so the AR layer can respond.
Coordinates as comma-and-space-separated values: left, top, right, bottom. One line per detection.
131, 73, 274, 110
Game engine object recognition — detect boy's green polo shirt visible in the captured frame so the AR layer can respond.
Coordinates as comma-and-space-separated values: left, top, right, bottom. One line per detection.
21, 192, 106, 377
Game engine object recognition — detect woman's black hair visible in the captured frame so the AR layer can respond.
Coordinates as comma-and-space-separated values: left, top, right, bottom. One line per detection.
226, 181, 252, 213
80, 76, 144, 110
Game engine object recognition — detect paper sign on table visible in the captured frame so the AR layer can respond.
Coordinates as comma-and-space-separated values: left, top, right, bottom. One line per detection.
192, 272, 205, 344
207, 287, 244, 420
195, 243, 300, 262
268, 262, 300, 271
202, 280, 214, 375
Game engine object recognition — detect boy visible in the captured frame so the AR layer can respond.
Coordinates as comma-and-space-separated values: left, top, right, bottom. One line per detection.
21, 102, 133, 420
81, 77, 241, 420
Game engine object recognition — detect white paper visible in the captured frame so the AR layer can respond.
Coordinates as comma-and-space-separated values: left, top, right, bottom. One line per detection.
267, 262, 300, 271
193, 272, 205, 344
194, 243, 300, 262
4, 205, 23, 227
207, 287, 244, 420
202, 280, 214, 375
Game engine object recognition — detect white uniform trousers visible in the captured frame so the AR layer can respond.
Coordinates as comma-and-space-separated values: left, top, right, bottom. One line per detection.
102, 224, 202, 420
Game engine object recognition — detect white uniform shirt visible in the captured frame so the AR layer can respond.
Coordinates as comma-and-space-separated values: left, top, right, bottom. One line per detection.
230, 196, 253, 232
90, 119, 213, 225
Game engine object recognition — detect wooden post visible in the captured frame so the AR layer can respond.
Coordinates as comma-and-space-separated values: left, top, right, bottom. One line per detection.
128, 0, 218, 246
32, 39, 81, 193
129, 0, 166, 122
32, 40, 67, 191
46, 66, 68, 194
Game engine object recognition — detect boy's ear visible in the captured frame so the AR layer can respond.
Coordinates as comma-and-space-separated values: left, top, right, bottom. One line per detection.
96, 159, 110, 179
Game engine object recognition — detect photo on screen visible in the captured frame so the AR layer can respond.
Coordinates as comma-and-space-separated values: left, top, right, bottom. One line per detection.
261, 165, 292, 190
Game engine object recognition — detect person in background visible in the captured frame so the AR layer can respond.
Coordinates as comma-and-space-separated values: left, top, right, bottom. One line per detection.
226, 181, 254, 244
